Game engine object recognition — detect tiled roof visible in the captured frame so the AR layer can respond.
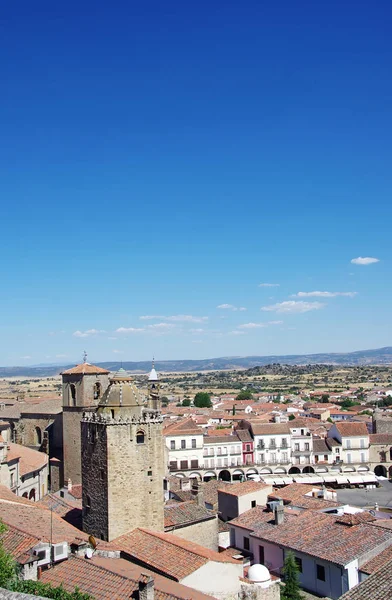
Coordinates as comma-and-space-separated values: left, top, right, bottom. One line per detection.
249, 423, 291, 435
335, 422, 369, 437
163, 417, 202, 437
0, 484, 34, 505
68, 484, 83, 499
235, 430, 253, 442
268, 483, 338, 510
164, 501, 215, 528
370, 433, 392, 445
20, 398, 62, 415
113, 527, 238, 580
218, 481, 270, 497
313, 439, 331, 453
231, 506, 392, 567
204, 433, 239, 444
360, 545, 392, 574
90, 556, 215, 600
201, 480, 229, 507
0, 522, 40, 561
61, 363, 110, 375
7, 443, 48, 476
0, 493, 89, 545
37, 493, 82, 529
340, 557, 392, 599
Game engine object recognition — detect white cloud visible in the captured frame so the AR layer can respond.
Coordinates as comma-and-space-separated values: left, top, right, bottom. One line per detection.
217, 304, 247, 312
292, 291, 357, 298
116, 327, 146, 334
228, 330, 245, 335
258, 283, 280, 287
261, 301, 325, 314
351, 256, 380, 265
20, 355, 32, 359
239, 320, 283, 329
189, 328, 205, 333
140, 314, 208, 323
148, 323, 175, 330
73, 329, 104, 338
113, 349, 124, 354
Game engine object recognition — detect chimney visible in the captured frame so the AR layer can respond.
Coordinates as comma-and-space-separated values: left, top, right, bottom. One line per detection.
37, 567, 42, 581
139, 575, 154, 600
67, 478, 72, 492
274, 503, 284, 525
191, 480, 205, 507
179, 478, 191, 491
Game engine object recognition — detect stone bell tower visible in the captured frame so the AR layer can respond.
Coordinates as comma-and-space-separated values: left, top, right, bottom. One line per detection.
147, 360, 160, 410
62, 359, 110, 486
81, 368, 165, 541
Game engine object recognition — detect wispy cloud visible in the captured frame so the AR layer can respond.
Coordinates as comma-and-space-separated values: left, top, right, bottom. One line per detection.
148, 323, 175, 330
261, 301, 325, 314
20, 355, 32, 359
116, 323, 175, 335
217, 304, 246, 311
351, 256, 379, 265
228, 330, 245, 335
258, 283, 280, 287
140, 314, 208, 323
239, 320, 283, 329
292, 291, 357, 298
73, 329, 105, 338
116, 327, 146, 334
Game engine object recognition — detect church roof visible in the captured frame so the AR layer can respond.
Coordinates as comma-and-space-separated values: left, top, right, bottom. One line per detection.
98, 370, 143, 408
148, 367, 159, 381
61, 363, 110, 375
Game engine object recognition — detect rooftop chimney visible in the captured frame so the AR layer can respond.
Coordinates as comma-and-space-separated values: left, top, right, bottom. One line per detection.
179, 478, 191, 491
191, 480, 205, 507
67, 478, 72, 492
138, 575, 154, 600
274, 503, 284, 526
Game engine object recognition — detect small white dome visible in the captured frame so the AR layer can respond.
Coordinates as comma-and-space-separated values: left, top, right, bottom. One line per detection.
248, 564, 271, 588
148, 367, 158, 381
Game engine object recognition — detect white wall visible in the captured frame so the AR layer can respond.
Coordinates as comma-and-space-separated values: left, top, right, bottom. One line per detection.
182, 560, 243, 599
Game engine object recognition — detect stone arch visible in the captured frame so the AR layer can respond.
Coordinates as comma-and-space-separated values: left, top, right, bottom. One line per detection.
203, 471, 217, 482
219, 469, 232, 482
259, 467, 272, 474
357, 465, 369, 472
232, 469, 245, 481
35, 426, 42, 446
189, 472, 202, 480
274, 467, 287, 474
70, 384, 77, 407
343, 466, 356, 473
136, 430, 145, 444
288, 466, 301, 475
174, 473, 186, 478
29, 488, 36, 501
93, 382, 102, 400
303, 466, 315, 474
375, 465, 388, 477
389, 466, 392, 479
315, 466, 328, 473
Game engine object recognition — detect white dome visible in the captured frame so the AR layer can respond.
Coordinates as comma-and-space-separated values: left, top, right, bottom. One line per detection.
248, 564, 271, 588
148, 367, 158, 381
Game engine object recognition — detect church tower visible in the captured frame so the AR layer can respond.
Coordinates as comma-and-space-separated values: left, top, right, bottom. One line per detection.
147, 360, 160, 410
62, 359, 110, 486
81, 369, 165, 541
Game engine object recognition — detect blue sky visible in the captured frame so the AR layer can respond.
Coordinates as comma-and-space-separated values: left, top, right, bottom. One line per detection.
0, 1, 391, 366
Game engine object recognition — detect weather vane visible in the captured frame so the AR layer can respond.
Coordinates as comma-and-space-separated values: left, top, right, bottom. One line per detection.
83, 350, 88, 364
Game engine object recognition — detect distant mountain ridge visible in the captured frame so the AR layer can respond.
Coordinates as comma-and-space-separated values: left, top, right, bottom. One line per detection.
1, 346, 391, 377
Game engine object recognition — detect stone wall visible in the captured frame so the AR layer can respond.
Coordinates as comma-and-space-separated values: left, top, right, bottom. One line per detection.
0, 590, 47, 600
168, 517, 218, 551
81, 413, 166, 541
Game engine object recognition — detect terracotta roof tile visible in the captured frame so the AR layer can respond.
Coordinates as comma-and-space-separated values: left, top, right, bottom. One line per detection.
164, 501, 215, 528
370, 433, 392, 445
340, 557, 392, 599
6, 443, 48, 476
335, 422, 369, 437
360, 545, 392, 574
218, 481, 271, 497
61, 363, 110, 375
249, 422, 291, 435
163, 417, 202, 437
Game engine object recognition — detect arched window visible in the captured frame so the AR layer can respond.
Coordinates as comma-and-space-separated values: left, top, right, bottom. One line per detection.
136, 430, 145, 445
390, 448, 392, 461
29, 488, 36, 502
70, 384, 76, 406
35, 427, 42, 446
380, 451, 387, 462
93, 382, 101, 400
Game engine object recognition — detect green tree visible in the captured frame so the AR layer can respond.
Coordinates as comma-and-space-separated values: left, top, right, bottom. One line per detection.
320, 394, 330, 403
288, 414, 295, 421
0, 521, 16, 588
281, 551, 304, 600
232, 404, 236, 416
182, 398, 191, 407
236, 390, 253, 401
194, 392, 212, 408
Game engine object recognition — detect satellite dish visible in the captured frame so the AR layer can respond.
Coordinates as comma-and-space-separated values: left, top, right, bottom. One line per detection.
88, 535, 97, 549
85, 548, 93, 559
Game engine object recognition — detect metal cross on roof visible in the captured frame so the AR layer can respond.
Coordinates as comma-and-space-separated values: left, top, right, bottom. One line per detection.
83, 350, 88, 363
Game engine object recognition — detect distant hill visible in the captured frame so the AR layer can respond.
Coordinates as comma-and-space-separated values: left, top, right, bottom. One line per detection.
0, 346, 391, 378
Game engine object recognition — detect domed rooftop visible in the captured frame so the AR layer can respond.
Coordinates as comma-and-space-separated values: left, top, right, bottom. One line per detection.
98, 369, 143, 409
248, 564, 271, 588
148, 367, 158, 382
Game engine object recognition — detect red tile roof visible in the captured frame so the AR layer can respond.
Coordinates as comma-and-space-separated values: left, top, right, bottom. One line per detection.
113, 527, 238, 580
370, 434, 392, 445
249, 422, 291, 435
219, 481, 271, 497
7, 443, 48, 476
164, 501, 215, 528
163, 417, 202, 437
61, 363, 110, 375
335, 422, 369, 437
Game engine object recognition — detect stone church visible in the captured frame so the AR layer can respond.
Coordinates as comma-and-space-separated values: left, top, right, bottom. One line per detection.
80, 366, 166, 541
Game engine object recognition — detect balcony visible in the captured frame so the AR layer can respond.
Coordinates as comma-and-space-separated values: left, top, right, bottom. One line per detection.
292, 450, 312, 456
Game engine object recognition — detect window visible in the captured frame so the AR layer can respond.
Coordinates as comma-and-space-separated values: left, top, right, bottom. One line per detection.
35, 427, 42, 446
180, 460, 188, 470
10, 472, 14, 487
347, 453, 352, 463
270, 453, 276, 463
360, 438, 365, 448
361, 452, 365, 463
191, 439, 196, 449
170, 440, 175, 450
301, 429, 305, 436
217, 447, 222, 455
217, 458, 222, 467
282, 452, 288, 462
305, 443, 310, 451
70, 384, 76, 406
169, 460, 177, 470
295, 557, 303, 573
260, 453, 264, 463
270, 438, 276, 448
346, 440, 351, 449
190, 459, 198, 469
259, 546, 264, 564
86, 495, 91, 508
147, 470, 152, 477
111, 409, 115, 419
324, 454, 328, 461
281, 438, 287, 448
93, 382, 101, 400
295, 443, 300, 451
136, 431, 145, 444
246, 444, 251, 451
316, 564, 326, 581
181, 439, 186, 449
243, 536, 250, 551
100, 469, 104, 481
251, 500, 256, 508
